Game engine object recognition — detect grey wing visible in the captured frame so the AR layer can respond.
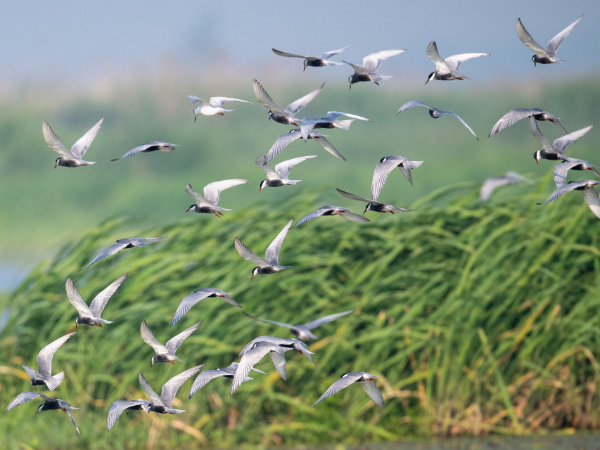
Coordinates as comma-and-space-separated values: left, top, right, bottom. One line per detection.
243, 312, 296, 330
303, 310, 354, 330
189, 370, 228, 398
271, 48, 311, 59
188, 95, 205, 105
339, 211, 370, 223
296, 207, 334, 226
546, 15, 583, 58
185, 183, 207, 204
6, 392, 42, 411
89, 273, 128, 317
138, 373, 164, 406
71, 118, 103, 159
269, 351, 287, 380
319, 45, 350, 60
165, 321, 202, 354
82, 242, 128, 269
322, 111, 373, 122
582, 186, 600, 219
489, 109, 539, 136
255, 156, 278, 177
516, 18, 547, 56
161, 365, 205, 408
371, 158, 403, 200
239, 336, 284, 356
313, 374, 361, 406
37, 332, 76, 378
203, 179, 248, 206
538, 182, 585, 205
397, 100, 431, 114
42, 122, 72, 158
444, 53, 490, 73
426, 42, 451, 74
530, 116, 555, 152
361, 380, 384, 405
253, 79, 285, 115
553, 161, 581, 188
170, 290, 214, 327
231, 344, 274, 394
441, 110, 478, 139
107, 400, 149, 431
140, 321, 169, 354
209, 97, 253, 108
553, 125, 593, 154
265, 130, 303, 164
274, 155, 317, 179
336, 188, 371, 204
480, 177, 512, 201
235, 238, 270, 267
127, 236, 167, 246
62, 405, 81, 435
312, 135, 346, 161
65, 278, 93, 318
342, 60, 368, 75
362, 49, 405, 73
114, 144, 149, 160
265, 218, 294, 266
284, 83, 325, 116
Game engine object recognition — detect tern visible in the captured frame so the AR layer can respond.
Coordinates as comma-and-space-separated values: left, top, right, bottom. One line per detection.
107, 400, 151, 431
530, 117, 593, 164
110, 141, 178, 161
517, 15, 583, 65
43, 119, 103, 168
336, 188, 413, 215
488, 109, 567, 137
266, 129, 345, 164
295, 206, 369, 226
22, 332, 76, 391
188, 362, 266, 399
141, 320, 202, 366
66, 274, 128, 328
253, 79, 323, 125
81, 236, 167, 270
234, 218, 293, 279
342, 49, 406, 88
425, 41, 489, 84
230, 342, 292, 394
313, 372, 383, 406
138, 366, 204, 415
537, 180, 600, 219
239, 336, 316, 364
299, 111, 373, 141
553, 158, 600, 188
184, 179, 248, 217
372, 156, 424, 200
170, 288, 240, 327
272, 45, 350, 70
188, 95, 252, 120
256, 155, 316, 192
6, 392, 80, 435
398, 101, 478, 139
243, 310, 355, 340
480, 172, 533, 201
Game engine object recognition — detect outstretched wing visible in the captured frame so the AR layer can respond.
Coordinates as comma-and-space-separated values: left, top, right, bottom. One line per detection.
546, 15, 583, 58
529, 116, 555, 152
65, 279, 93, 318
371, 157, 404, 200
71, 118, 103, 159
203, 179, 248, 206
274, 155, 317, 179
553, 161, 582, 188
553, 125, 593, 154
37, 332, 76, 378
319, 45, 350, 60
313, 374, 361, 406
444, 53, 490, 73
269, 351, 288, 380
165, 321, 202, 355
296, 206, 335, 226
265, 218, 294, 266
488, 109, 541, 136
303, 310, 354, 330
6, 392, 43, 411
161, 365, 205, 408
188, 95, 206, 105
209, 97, 253, 108
312, 134, 346, 161
537, 181, 587, 205
170, 289, 216, 327
397, 100, 431, 114
243, 312, 296, 330
322, 111, 373, 122
361, 380, 384, 405
81, 242, 129, 270
272, 48, 311, 59
426, 42, 451, 75
480, 177, 512, 201
441, 110, 478, 139
61, 404, 81, 435
42, 122, 72, 158
265, 130, 303, 164
189, 370, 230, 398
235, 238, 270, 267
253, 79, 285, 115
339, 210, 370, 223
516, 18, 547, 57
284, 83, 325, 116
582, 186, 600, 219
362, 49, 405, 73
90, 273, 128, 317
107, 400, 150, 431
336, 188, 371, 204
140, 321, 169, 354
139, 373, 164, 407
231, 343, 279, 394
185, 183, 207, 204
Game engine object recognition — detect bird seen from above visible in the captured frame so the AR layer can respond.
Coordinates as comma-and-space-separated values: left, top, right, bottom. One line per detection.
272, 45, 350, 71
80, 236, 167, 270
398, 100, 478, 139
110, 141, 178, 162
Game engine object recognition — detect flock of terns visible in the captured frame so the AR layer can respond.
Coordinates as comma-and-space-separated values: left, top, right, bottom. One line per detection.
6, 14, 596, 438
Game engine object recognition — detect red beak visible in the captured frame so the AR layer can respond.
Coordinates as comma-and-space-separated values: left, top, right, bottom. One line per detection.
218, 112, 224, 116
170, 361, 175, 365
185, 208, 190, 212
36, 410, 40, 415
389, 210, 395, 214
251, 273, 255, 280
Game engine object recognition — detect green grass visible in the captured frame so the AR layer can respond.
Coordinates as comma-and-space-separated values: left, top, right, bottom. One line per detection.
1, 181, 600, 449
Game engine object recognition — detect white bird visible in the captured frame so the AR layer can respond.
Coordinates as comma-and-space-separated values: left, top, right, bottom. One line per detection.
22, 333, 76, 391
537, 180, 600, 220
425, 41, 489, 84
299, 111, 373, 141
398, 100, 478, 139
313, 372, 383, 406
530, 117, 593, 164
517, 15, 583, 65
343, 49, 406, 88
184, 179, 248, 217
230, 342, 292, 394
188, 362, 266, 399
239, 336, 316, 364
272, 45, 350, 70
256, 155, 317, 192
480, 172, 533, 201
170, 288, 240, 327
188, 95, 252, 120
141, 320, 202, 366
110, 141, 178, 161
253, 79, 323, 125
81, 237, 167, 270
43, 119, 103, 168
266, 129, 345, 164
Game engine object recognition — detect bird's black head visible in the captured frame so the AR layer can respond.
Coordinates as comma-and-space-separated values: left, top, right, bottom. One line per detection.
380, 157, 387, 163
54, 157, 61, 169
268, 111, 273, 120
425, 72, 435, 85
340, 373, 349, 378
303, 60, 308, 72
185, 204, 196, 213
258, 180, 267, 193
533, 150, 541, 165
532, 55, 537, 67
251, 267, 259, 280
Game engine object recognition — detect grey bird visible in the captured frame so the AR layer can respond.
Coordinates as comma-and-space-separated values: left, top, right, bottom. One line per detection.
6, 392, 80, 435
272, 45, 350, 70
530, 117, 593, 164
141, 320, 202, 367
185, 179, 248, 217
256, 155, 317, 192
313, 372, 383, 406
188, 95, 253, 120
488, 109, 568, 137
81, 236, 167, 270
299, 111, 373, 141
425, 41, 489, 84
138, 366, 205, 415
110, 141, 178, 161
553, 159, 600, 188
342, 49, 406, 88
266, 129, 346, 164
336, 188, 413, 215
243, 310, 355, 340
537, 180, 600, 219
253, 79, 324, 125
296, 206, 369, 226
234, 218, 293, 279
107, 399, 151, 431
43, 119, 103, 168
372, 156, 424, 201
22, 332, 76, 391
480, 172, 534, 202
230, 342, 293, 394
239, 336, 316, 364
66, 274, 128, 328
170, 288, 240, 327
517, 15, 583, 66
188, 362, 266, 399
398, 100, 478, 140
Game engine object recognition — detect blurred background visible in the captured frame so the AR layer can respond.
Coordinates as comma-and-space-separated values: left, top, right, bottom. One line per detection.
1, 1, 600, 449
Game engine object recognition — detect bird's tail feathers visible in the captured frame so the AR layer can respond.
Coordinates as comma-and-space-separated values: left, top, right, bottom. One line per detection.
46, 372, 65, 391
